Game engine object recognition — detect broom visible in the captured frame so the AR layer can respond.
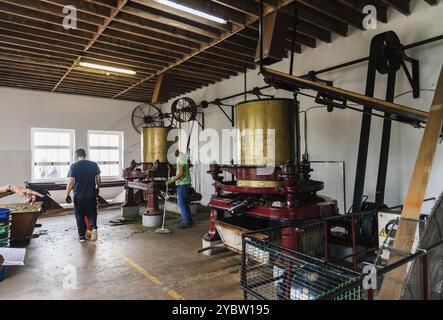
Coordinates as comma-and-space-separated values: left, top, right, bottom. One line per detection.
156, 167, 171, 234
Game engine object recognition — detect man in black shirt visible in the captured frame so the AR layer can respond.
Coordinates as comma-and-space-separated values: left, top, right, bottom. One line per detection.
65, 148, 101, 243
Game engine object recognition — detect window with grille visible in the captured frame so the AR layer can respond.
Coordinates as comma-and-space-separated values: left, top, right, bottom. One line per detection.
31, 128, 75, 181
88, 131, 124, 178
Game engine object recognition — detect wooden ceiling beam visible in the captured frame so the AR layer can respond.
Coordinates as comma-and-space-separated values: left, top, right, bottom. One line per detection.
0, 22, 90, 48
115, 0, 296, 98
102, 29, 192, 54
424, 0, 438, 5
116, 12, 209, 44
297, 0, 365, 30
0, 2, 100, 33
41, 0, 113, 18
0, 11, 95, 41
338, 0, 388, 23
121, 4, 221, 39
89, 0, 121, 9
172, 0, 246, 25
2, 0, 106, 25
108, 21, 200, 49
256, 0, 349, 37
211, 0, 262, 17
0, 50, 72, 68
52, 0, 130, 92
381, 0, 410, 15
131, 0, 234, 32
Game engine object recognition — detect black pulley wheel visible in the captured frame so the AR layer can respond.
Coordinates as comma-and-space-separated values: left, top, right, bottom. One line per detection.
374, 31, 403, 74
131, 103, 164, 133
171, 97, 198, 122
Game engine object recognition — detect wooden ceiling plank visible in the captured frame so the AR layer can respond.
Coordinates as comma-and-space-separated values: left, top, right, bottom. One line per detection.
2, 0, 106, 25
211, 0, 262, 17
116, 12, 209, 44
381, 0, 410, 15
338, 0, 388, 23
297, 0, 365, 30
0, 22, 90, 47
108, 21, 200, 49
0, 11, 95, 41
121, 4, 221, 39
52, 0, 130, 92
277, 1, 349, 36
131, 0, 234, 32
0, 51, 72, 68
95, 37, 183, 60
101, 29, 192, 55
41, 0, 113, 18
174, 0, 246, 25
0, 2, 100, 33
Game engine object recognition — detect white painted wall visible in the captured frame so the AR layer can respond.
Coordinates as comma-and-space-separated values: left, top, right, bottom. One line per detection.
162, 0, 443, 211
0, 88, 142, 204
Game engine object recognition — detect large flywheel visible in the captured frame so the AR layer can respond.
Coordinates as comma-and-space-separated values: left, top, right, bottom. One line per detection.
131, 103, 164, 133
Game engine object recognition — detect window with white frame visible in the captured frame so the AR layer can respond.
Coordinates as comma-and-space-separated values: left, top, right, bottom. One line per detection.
31, 128, 75, 181
88, 131, 124, 178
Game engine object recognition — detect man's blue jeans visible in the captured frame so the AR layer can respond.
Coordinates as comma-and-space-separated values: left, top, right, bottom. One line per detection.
177, 185, 192, 225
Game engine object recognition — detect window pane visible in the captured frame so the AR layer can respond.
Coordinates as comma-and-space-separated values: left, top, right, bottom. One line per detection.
47, 132, 58, 146
59, 165, 69, 178
99, 149, 110, 162
58, 133, 70, 146
47, 149, 59, 162
34, 149, 47, 163
34, 165, 66, 180
109, 150, 119, 162
34, 132, 46, 146
32, 128, 74, 181
89, 149, 100, 161
59, 149, 71, 163
99, 134, 109, 147
89, 134, 100, 147
109, 135, 119, 147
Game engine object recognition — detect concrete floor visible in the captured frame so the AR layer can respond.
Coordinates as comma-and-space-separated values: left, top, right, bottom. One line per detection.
0, 207, 243, 300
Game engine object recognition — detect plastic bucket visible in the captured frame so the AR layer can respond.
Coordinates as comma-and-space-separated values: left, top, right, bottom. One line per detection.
0, 208, 10, 226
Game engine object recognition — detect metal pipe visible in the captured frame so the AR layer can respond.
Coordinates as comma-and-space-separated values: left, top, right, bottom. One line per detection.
259, 0, 264, 73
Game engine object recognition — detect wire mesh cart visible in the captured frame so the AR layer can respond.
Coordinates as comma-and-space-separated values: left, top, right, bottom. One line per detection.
240, 225, 366, 300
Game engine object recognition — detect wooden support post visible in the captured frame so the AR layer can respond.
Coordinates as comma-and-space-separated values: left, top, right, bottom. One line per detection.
151, 73, 174, 104
255, 11, 291, 65
379, 67, 443, 300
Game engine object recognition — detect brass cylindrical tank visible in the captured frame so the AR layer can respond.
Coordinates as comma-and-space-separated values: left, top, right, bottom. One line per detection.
236, 99, 294, 187
141, 127, 169, 163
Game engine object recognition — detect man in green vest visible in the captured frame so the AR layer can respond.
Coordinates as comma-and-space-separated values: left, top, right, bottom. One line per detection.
166, 150, 193, 229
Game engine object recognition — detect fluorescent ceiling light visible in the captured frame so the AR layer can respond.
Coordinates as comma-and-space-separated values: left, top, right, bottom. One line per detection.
79, 62, 137, 75
156, 0, 228, 24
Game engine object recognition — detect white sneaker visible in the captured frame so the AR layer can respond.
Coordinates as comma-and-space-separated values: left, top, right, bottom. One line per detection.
79, 238, 86, 243
91, 229, 98, 242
